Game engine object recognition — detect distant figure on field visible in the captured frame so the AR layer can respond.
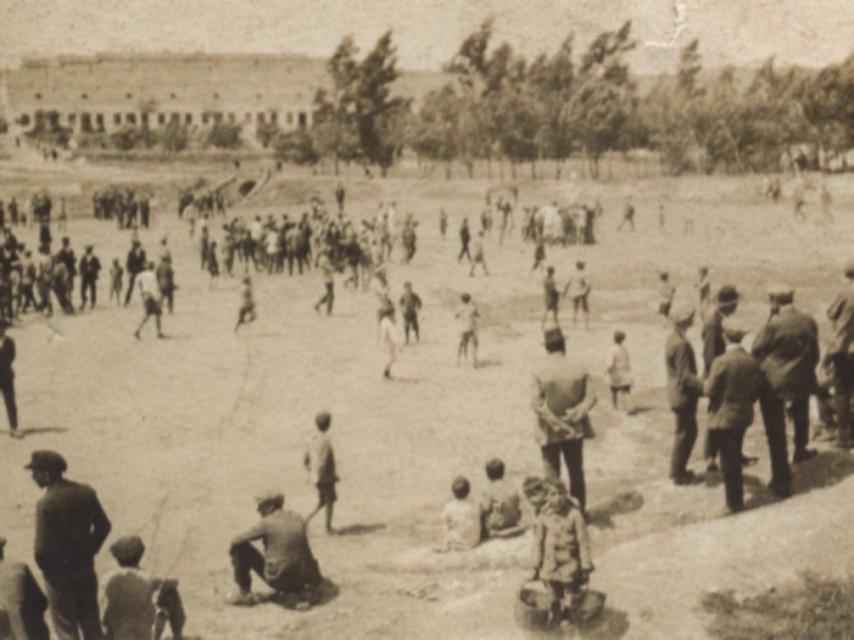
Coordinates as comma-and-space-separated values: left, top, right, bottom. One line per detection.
455, 293, 480, 368
234, 276, 256, 334
304, 412, 339, 534
606, 331, 632, 411
617, 197, 635, 232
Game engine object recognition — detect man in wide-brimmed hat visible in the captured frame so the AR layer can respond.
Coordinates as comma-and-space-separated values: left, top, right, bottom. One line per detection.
752, 284, 820, 497
665, 303, 704, 485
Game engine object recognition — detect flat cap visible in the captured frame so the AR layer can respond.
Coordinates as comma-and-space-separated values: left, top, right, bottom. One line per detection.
670, 303, 696, 325
722, 317, 749, 342
254, 489, 284, 507
543, 318, 565, 349
768, 283, 794, 303
716, 285, 739, 308
844, 260, 854, 278
24, 450, 67, 473
110, 535, 145, 564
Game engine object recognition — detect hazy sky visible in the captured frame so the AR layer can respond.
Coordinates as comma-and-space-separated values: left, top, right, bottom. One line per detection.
3, 0, 853, 73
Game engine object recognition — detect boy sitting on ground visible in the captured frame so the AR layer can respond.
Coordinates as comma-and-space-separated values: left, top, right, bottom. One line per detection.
435, 476, 482, 552
102, 535, 186, 640
480, 458, 524, 538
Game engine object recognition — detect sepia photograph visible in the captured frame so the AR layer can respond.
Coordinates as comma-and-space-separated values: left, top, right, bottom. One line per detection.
1, 0, 854, 637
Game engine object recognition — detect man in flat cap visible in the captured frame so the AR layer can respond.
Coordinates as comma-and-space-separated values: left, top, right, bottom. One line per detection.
0, 535, 50, 639
227, 491, 322, 606
0, 319, 19, 438
665, 303, 704, 485
704, 318, 761, 514
26, 450, 112, 639
752, 285, 820, 497
102, 535, 186, 640
530, 320, 597, 510
825, 260, 854, 448
701, 285, 740, 471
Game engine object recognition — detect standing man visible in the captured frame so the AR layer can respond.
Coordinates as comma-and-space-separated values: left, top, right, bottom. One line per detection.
334, 183, 346, 215
701, 285, 740, 471
399, 281, 422, 344
542, 266, 560, 327
133, 262, 164, 340
26, 450, 112, 640
826, 260, 854, 449
752, 284, 820, 497
704, 319, 761, 514
458, 218, 471, 263
665, 305, 704, 485
563, 261, 592, 329
0, 319, 19, 439
124, 240, 146, 306
78, 245, 101, 310
657, 272, 676, 317
530, 323, 597, 510
9, 198, 18, 227
56, 237, 76, 307
0, 535, 50, 639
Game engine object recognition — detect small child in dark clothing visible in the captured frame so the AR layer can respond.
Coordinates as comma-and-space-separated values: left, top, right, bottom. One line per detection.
399, 281, 422, 343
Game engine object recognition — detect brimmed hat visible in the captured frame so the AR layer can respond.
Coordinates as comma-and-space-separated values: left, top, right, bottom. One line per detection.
768, 283, 794, 303
670, 303, 695, 325
24, 450, 67, 474
844, 260, 854, 278
722, 317, 749, 342
716, 285, 739, 309
110, 535, 145, 564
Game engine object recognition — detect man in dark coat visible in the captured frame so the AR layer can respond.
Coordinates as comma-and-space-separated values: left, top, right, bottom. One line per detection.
55, 238, 76, 306
752, 285, 820, 497
124, 241, 146, 306
0, 319, 19, 438
78, 246, 101, 310
704, 318, 761, 514
0, 535, 50, 639
27, 450, 112, 640
665, 304, 704, 485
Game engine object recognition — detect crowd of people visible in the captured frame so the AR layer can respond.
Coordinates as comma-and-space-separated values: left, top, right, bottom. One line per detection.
0, 171, 851, 638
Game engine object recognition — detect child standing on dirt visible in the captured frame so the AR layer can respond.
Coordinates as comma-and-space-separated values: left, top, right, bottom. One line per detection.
455, 293, 480, 368
234, 276, 256, 334
110, 258, 124, 305
304, 411, 339, 535
606, 331, 632, 411
207, 240, 220, 288
531, 480, 594, 629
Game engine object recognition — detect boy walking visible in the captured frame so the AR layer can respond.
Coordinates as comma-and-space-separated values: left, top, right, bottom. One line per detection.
234, 276, 257, 334
304, 412, 339, 534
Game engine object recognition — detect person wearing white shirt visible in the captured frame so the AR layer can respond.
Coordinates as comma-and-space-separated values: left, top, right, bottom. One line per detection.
606, 331, 632, 411
379, 306, 399, 379
133, 262, 164, 340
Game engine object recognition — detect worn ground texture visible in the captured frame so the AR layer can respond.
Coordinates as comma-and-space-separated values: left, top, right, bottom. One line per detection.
1, 154, 853, 639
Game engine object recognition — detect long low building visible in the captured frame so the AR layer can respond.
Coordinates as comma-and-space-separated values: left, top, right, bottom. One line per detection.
0, 52, 448, 140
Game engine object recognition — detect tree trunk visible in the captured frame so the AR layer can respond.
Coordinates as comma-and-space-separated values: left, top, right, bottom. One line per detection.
510, 161, 517, 180
499, 156, 505, 181
445, 161, 452, 180
487, 155, 492, 180
555, 159, 562, 180
333, 154, 340, 176
531, 160, 536, 180
466, 160, 474, 179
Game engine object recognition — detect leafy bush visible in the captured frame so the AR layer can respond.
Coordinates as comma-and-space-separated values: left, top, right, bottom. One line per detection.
206, 122, 242, 149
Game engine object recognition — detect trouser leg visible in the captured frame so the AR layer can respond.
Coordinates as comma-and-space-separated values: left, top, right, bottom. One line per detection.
789, 396, 810, 453
230, 542, 267, 592
716, 428, 744, 511
1, 378, 18, 430
562, 440, 586, 510
45, 574, 82, 640
541, 444, 561, 482
670, 407, 697, 479
759, 386, 792, 494
73, 571, 102, 640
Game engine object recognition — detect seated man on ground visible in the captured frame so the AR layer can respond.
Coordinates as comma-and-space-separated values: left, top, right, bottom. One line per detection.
480, 458, 524, 539
435, 476, 482, 552
102, 535, 186, 640
228, 490, 322, 606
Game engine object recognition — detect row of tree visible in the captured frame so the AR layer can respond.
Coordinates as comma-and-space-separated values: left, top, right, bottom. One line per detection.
300, 21, 854, 177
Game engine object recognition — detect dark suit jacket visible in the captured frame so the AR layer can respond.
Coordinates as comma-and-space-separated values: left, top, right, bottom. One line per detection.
701, 310, 725, 378
751, 305, 819, 400
126, 248, 146, 275
34, 479, 111, 578
0, 337, 15, 380
704, 346, 761, 430
665, 329, 704, 411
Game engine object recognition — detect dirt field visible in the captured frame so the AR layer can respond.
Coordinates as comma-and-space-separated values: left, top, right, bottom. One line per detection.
1, 157, 853, 639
